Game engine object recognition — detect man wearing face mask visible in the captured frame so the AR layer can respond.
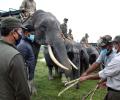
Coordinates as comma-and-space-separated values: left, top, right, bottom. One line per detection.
79, 36, 120, 100
81, 35, 116, 76
0, 17, 30, 100
17, 24, 37, 95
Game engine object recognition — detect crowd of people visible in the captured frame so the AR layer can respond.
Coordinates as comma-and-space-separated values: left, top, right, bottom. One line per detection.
0, 0, 120, 100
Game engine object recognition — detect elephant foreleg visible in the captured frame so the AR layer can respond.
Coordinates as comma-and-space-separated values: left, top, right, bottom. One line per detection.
54, 66, 59, 78
48, 66, 54, 80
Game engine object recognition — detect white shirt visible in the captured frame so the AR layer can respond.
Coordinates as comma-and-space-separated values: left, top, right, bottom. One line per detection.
99, 52, 120, 90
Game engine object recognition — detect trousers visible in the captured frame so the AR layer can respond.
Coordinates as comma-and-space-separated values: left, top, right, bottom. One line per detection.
104, 87, 120, 100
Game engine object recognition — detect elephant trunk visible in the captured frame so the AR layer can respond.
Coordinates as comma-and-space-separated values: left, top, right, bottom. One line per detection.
48, 45, 69, 70
46, 31, 72, 77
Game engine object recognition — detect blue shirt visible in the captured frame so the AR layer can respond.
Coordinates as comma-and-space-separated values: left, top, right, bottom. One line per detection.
96, 49, 116, 67
17, 38, 35, 80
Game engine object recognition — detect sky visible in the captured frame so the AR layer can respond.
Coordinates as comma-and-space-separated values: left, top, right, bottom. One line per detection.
0, 0, 120, 42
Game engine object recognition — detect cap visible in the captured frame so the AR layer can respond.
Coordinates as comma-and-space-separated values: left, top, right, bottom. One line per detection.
113, 35, 120, 43
85, 33, 89, 38
1, 17, 23, 28
69, 28, 72, 32
103, 35, 112, 42
97, 35, 112, 47
64, 18, 68, 21
23, 24, 35, 32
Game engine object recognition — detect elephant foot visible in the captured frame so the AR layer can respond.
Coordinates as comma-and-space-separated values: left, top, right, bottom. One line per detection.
31, 85, 37, 96
75, 83, 80, 89
61, 74, 70, 86
48, 75, 54, 80
55, 71, 59, 77
28, 81, 32, 93
54, 73, 60, 78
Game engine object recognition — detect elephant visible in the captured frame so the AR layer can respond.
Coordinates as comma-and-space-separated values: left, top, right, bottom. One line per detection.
23, 10, 75, 82
44, 37, 89, 89
85, 45, 99, 65
64, 38, 89, 76
43, 41, 80, 81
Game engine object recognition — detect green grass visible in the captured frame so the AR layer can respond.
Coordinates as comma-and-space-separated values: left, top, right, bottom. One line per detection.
37, 51, 44, 59
32, 53, 107, 100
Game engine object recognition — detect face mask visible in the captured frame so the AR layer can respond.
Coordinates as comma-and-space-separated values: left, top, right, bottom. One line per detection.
106, 49, 113, 56
101, 48, 113, 56
113, 48, 118, 53
100, 48, 107, 54
12, 29, 22, 45
15, 35, 22, 45
27, 34, 35, 42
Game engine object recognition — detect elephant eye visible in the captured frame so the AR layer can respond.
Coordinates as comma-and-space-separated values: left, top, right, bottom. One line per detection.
39, 25, 47, 32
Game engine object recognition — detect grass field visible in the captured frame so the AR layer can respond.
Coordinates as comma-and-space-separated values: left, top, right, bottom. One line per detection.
32, 53, 107, 100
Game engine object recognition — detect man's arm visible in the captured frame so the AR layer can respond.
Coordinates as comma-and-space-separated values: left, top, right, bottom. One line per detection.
18, 43, 35, 80
82, 62, 101, 76
99, 58, 120, 79
80, 73, 100, 82
26, 45, 35, 80
9, 54, 30, 100
17, 43, 28, 59
82, 51, 105, 76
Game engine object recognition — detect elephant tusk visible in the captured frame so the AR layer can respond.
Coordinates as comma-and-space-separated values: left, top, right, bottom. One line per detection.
48, 45, 69, 70
68, 59, 78, 70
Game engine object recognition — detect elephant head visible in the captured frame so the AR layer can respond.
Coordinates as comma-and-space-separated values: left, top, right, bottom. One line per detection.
86, 46, 99, 65
64, 38, 90, 74
29, 10, 73, 77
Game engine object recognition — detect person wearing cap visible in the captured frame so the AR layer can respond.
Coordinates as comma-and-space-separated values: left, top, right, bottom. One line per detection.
17, 24, 37, 95
67, 28, 74, 40
79, 35, 120, 100
81, 35, 116, 76
20, 0, 36, 19
60, 18, 68, 38
80, 33, 89, 47
0, 17, 30, 100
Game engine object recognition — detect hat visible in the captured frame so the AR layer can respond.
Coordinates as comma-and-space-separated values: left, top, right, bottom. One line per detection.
85, 33, 89, 38
23, 24, 35, 32
64, 18, 68, 21
113, 35, 120, 43
1, 17, 23, 28
97, 35, 112, 47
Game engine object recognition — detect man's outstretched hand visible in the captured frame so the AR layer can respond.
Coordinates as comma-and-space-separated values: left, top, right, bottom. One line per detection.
81, 72, 88, 77
79, 76, 88, 82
